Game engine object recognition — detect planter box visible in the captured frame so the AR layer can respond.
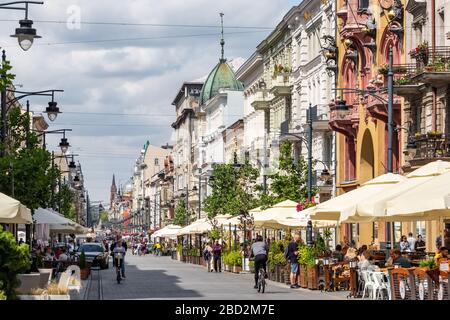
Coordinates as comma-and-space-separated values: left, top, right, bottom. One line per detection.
233, 266, 242, 273
307, 266, 319, 290
299, 265, 308, 288
284, 266, 291, 285
80, 268, 90, 280
48, 294, 70, 300
18, 295, 48, 300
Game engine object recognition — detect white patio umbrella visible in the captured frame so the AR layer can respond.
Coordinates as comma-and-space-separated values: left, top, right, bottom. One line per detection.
33, 208, 69, 225
385, 170, 450, 221
310, 173, 407, 223
0, 192, 32, 224
357, 160, 450, 219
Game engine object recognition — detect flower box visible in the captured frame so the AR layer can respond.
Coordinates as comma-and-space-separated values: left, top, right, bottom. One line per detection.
48, 294, 70, 300
18, 294, 48, 300
80, 268, 90, 280
307, 266, 319, 290
233, 265, 242, 273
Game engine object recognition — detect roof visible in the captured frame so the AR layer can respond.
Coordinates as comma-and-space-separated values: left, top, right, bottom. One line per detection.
200, 59, 244, 105
171, 81, 203, 106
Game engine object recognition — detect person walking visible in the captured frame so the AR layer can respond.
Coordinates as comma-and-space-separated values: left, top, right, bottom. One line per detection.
286, 232, 301, 289
212, 240, 222, 272
203, 242, 213, 272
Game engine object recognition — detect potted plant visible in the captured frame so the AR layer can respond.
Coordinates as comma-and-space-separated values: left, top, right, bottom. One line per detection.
418, 258, 436, 271
46, 282, 70, 300
17, 288, 48, 300
79, 251, 90, 280
378, 64, 389, 75
409, 41, 429, 65
176, 244, 183, 261
298, 245, 314, 288
249, 260, 255, 273
394, 76, 412, 85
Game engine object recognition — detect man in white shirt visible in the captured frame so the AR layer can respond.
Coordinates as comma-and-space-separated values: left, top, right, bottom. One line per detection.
58, 248, 69, 261
407, 232, 416, 252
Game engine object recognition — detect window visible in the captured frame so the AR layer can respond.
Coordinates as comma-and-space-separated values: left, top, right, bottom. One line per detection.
358, 0, 369, 11
416, 221, 426, 241
154, 158, 159, 166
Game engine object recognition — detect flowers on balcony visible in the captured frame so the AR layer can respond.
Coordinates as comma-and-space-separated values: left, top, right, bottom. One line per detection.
378, 64, 389, 75
394, 76, 412, 85
426, 130, 443, 139
296, 197, 316, 212
409, 41, 429, 64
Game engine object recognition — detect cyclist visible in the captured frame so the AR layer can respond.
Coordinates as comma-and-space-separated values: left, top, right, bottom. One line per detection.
250, 235, 268, 289
113, 238, 126, 282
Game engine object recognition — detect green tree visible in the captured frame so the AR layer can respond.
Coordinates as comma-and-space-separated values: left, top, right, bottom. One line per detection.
0, 104, 60, 210
0, 225, 31, 300
204, 160, 260, 218
259, 140, 317, 207
54, 184, 75, 220
173, 199, 189, 226
100, 210, 109, 223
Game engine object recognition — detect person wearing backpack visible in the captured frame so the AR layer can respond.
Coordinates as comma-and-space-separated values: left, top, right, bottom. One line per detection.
203, 242, 213, 272
286, 232, 301, 289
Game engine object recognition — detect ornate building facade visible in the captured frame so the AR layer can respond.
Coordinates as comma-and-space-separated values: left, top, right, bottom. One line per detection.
329, 0, 406, 246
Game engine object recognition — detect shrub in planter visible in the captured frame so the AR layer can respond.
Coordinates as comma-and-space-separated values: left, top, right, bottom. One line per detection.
79, 251, 90, 280
0, 225, 32, 300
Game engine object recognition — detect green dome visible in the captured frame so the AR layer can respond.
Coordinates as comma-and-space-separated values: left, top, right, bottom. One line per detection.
200, 59, 244, 105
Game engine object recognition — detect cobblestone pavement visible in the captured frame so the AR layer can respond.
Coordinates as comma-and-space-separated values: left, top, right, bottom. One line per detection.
88, 253, 348, 300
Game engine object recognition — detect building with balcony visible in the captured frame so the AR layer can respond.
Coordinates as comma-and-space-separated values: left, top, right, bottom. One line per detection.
391, 0, 450, 250
290, 0, 336, 202
329, 0, 406, 246
171, 81, 203, 220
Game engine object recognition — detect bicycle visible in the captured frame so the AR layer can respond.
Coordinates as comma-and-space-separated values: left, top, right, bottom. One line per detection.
114, 252, 123, 284
257, 267, 266, 293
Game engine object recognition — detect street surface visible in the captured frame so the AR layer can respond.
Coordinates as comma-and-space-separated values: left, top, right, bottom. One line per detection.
85, 253, 347, 300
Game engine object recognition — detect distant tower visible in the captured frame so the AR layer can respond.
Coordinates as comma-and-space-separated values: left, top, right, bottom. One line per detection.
110, 174, 117, 208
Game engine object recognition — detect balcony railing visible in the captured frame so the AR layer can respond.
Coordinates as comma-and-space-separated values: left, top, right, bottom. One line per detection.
393, 46, 450, 86
413, 134, 450, 160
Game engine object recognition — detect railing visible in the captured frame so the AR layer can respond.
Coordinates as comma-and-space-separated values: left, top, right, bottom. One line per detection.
393, 46, 450, 83
413, 134, 450, 159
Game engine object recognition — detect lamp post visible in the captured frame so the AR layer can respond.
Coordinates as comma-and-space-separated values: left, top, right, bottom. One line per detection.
0, 1, 43, 51
280, 109, 333, 246
34, 129, 72, 152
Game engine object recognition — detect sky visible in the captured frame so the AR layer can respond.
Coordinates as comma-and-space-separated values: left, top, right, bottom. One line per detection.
0, 0, 299, 205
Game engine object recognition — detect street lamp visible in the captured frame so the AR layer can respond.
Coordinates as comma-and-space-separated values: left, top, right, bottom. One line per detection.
44, 101, 60, 122
0, 1, 43, 51
334, 98, 350, 119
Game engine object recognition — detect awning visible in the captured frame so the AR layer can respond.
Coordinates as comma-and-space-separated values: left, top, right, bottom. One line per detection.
33, 208, 70, 225
357, 160, 450, 218
0, 192, 32, 224
386, 170, 450, 221
310, 173, 407, 222
178, 218, 209, 235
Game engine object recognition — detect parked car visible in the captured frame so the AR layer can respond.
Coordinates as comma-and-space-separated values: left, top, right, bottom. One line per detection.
77, 242, 109, 269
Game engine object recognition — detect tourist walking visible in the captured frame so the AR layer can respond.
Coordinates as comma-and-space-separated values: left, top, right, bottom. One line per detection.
286, 232, 301, 289
203, 242, 213, 272
212, 241, 222, 272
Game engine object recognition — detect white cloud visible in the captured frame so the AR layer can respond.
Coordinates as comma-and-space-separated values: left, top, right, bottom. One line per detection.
0, 0, 295, 202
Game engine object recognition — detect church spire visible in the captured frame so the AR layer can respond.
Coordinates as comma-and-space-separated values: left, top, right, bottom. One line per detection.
112, 174, 116, 188
220, 12, 225, 62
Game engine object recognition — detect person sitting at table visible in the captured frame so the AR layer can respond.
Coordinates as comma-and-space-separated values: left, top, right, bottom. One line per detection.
58, 248, 69, 262
357, 245, 368, 260
389, 249, 412, 268
399, 235, 411, 253
332, 245, 344, 262
414, 234, 426, 252
44, 247, 55, 261
435, 247, 449, 266
344, 246, 357, 261
357, 251, 378, 271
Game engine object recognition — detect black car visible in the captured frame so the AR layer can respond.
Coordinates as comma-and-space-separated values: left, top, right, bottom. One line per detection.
77, 242, 109, 269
